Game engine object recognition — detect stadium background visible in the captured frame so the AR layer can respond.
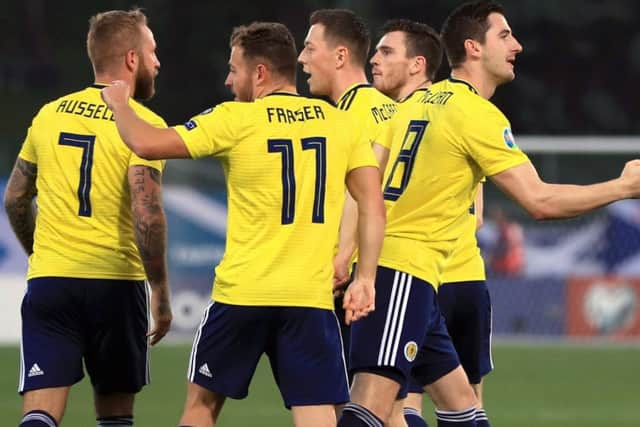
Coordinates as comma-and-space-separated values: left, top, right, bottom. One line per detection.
1, 0, 639, 425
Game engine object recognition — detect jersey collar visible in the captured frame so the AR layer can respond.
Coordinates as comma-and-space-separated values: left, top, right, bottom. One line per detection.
265, 91, 301, 98
336, 82, 371, 110
448, 77, 479, 95
399, 87, 429, 103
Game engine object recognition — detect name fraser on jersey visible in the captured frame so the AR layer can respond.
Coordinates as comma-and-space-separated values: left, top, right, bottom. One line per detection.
266, 105, 326, 123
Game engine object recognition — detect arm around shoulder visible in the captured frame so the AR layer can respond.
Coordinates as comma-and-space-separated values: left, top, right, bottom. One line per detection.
102, 81, 190, 160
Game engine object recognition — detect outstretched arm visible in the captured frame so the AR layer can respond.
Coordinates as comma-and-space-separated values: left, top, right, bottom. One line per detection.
102, 81, 190, 160
128, 165, 172, 345
491, 160, 640, 220
4, 158, 37, 255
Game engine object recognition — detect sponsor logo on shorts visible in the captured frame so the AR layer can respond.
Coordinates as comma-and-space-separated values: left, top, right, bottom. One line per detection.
404, 341, 418, 362
198, 363, 213, 378
28, 363, 44, 377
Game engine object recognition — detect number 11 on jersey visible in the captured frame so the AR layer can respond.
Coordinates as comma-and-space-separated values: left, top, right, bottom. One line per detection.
268, 137, 326, 225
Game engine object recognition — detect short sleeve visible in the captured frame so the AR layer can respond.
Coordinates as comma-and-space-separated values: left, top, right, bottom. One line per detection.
464, 106, 529, 176
347, 126, 379, 172
372, 117, 394, 150
173, 102, 240, 159
128, 153, 165, 171
129, 106, 167, 171
18, 126, 37, 164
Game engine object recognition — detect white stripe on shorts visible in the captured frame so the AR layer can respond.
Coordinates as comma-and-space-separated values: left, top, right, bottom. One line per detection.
188, 301, 214, 381
377, 271, 412, 366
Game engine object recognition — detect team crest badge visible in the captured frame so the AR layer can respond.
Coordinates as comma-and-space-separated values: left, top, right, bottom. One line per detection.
503, 128, 517, 149
404, 341, 418, 362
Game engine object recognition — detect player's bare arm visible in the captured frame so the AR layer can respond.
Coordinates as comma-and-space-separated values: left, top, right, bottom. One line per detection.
129, 165, 172, 345
102, 81, 190, 160
3, 158, 38, 255
491, 160, 640, 220
342, 165, 386, 324
334, 142, 390, 290
475, 183, 484, 229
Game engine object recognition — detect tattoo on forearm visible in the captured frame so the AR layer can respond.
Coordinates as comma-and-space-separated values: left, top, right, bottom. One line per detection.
4, 159, 37, 255
130, 166, 167, 286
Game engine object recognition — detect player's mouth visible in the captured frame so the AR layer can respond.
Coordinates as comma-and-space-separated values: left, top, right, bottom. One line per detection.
506, 57, 516, 67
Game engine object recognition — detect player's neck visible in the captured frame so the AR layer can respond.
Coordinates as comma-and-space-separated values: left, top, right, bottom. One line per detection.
256, 82, 298, 99
331, 69, 368, 104
450, 67, 496, 100
94, 72, 135, 93
396, 77, 432, 102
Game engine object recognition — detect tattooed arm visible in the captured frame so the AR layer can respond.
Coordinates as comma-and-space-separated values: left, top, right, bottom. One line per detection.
128, 165, 172, 345
3, 158, 38, 255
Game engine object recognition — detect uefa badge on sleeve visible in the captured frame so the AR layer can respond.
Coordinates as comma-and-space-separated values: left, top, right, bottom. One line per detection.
503, 127, 517, 149
184, 119, 198, 131
404, 341, 418, 362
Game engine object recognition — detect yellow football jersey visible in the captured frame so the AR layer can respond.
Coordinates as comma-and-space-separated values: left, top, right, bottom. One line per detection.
379, 78, 529, 287
18, 84, 166, 280
337, 83, 397, 149
173, 93, 377, 310
440, 207, 485, 283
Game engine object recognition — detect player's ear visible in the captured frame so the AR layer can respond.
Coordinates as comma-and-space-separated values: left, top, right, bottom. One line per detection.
124, 49, 138, 72
255, 63, 268, 85
464, 38, 481, 60
411, 55, 426, 76
335, 46, 348, 68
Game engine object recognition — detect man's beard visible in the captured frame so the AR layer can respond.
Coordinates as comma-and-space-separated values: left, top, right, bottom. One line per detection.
133, 61, 156, 101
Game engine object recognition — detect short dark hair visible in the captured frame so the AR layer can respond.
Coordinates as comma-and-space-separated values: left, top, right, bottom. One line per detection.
381, 19, 443, 81
441, 1, 505, 68
230, 22, 297, 83
310, 9, 370, 67
87, 8, 148, 74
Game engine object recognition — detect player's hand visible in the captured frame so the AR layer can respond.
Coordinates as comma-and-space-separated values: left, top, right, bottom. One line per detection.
343, 277, 375, 325
148, 285, 172, 346
333, 255, 351, 297
620, 159, 640, 198
101, 80, 130, 111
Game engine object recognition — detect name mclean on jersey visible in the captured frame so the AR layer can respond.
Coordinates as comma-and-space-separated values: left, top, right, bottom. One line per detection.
266, 105, 326, 124
56, 99, 115, 121
371, 103, 397, 124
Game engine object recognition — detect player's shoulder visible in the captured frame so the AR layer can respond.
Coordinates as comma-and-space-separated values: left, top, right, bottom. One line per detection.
432, 79, 507, 123
129, 99, 167, 127
362, 85, 395, 105
35, 87, 91, 118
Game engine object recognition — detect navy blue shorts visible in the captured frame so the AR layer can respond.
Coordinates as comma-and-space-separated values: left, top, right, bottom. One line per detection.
188, 302, 349, 408
407, 280, 492, 393
349, 266, 459, 397
19, 277, 149, 394
437, 280, 493, 384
